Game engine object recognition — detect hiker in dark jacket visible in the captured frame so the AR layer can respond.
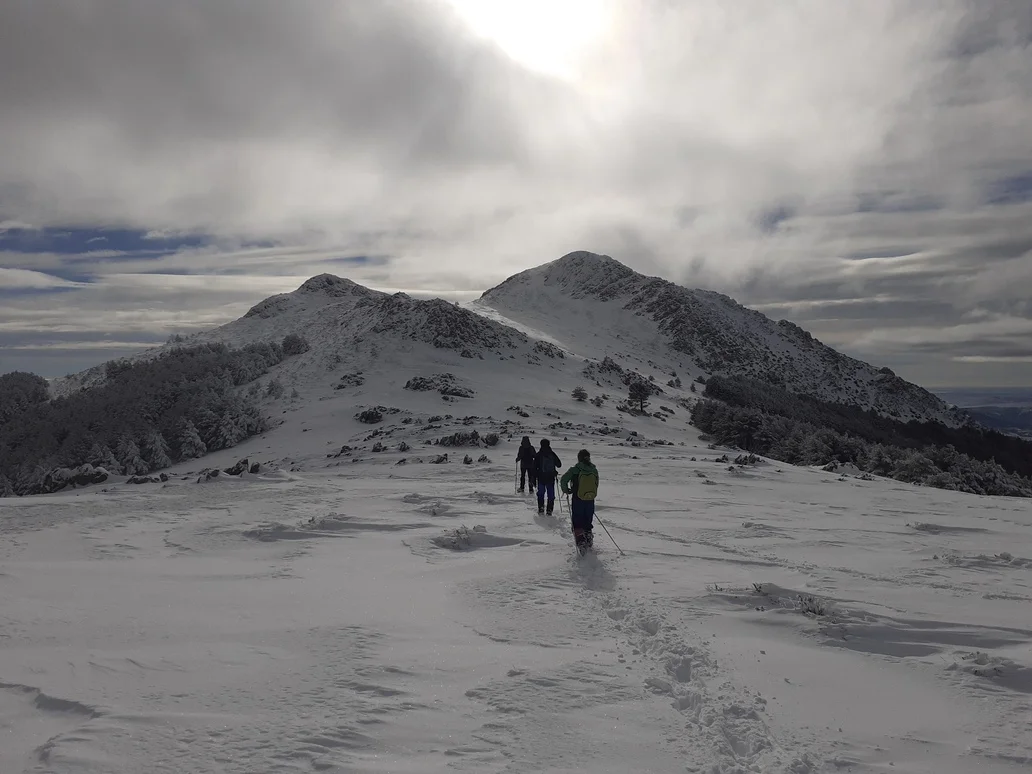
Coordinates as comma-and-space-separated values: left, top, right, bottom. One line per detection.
560, 449, 599, 552
534, 439, 562, 515
515, 436, 537, 493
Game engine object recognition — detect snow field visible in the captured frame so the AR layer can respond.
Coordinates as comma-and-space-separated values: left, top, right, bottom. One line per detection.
2, 435, 1031, 773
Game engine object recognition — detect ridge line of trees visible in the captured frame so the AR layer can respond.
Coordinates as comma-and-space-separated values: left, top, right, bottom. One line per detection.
0, 341, 295, 497
692, 375, 1032, 498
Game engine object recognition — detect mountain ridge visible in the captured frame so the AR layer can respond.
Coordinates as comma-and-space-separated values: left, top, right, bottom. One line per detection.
478, 251, 966, 427
49, 250, 964, 428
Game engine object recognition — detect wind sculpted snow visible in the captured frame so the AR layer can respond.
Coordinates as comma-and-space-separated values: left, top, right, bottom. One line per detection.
2, 418, 1032, 772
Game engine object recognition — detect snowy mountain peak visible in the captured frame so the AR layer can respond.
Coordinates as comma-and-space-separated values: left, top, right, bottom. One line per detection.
482, 251, 640, 303
243, 273, 372, 320
296, 273, 369, 297
477, 253, 967, 427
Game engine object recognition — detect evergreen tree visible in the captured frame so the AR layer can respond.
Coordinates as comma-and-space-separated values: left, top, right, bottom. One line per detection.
87, 442, 122, 474
116, 437, 149, 476
572, 386, 588, 401
628, 381, 651, 413
210, 409, 248, 450
141, 430, 173, 470
58, 431, 98, 468
176, 419, 207, 461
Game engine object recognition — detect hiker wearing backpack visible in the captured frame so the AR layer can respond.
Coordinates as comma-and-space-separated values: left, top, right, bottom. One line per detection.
560, 449, 599, 552
515, 436, 537, 493
534, 439, 562, 515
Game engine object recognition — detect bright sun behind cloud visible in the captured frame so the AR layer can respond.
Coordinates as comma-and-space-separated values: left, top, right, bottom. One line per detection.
445, 0, 616, 82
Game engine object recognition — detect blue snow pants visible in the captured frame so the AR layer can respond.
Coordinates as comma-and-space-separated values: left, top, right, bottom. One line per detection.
570, 498, 595, 533
537, 478, 555, 511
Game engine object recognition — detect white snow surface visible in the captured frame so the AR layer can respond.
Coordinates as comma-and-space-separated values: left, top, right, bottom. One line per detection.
4, 424, 1032, 773
14, 254, 1026, 772
7, 296, 1032, 773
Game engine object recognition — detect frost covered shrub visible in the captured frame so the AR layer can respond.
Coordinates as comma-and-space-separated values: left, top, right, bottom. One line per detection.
483, 433, 500, 447
356, 409, 383, 424
404, 373, 475, 398
282, 334, 310, 356
798, 595, 828, 617
437, 430, 481, 447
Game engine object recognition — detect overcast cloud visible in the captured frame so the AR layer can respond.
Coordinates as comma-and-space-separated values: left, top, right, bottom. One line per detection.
1, 0, 1030, 387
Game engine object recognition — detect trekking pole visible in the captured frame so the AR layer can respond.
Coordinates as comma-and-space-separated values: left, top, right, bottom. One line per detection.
594, 513, 625, 556
514, 463, 518, 493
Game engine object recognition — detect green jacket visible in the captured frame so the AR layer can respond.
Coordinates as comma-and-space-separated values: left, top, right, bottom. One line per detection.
560, 461, 599, 499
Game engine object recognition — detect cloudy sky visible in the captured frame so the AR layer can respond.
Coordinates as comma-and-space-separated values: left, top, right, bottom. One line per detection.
1, 0, 1031, 388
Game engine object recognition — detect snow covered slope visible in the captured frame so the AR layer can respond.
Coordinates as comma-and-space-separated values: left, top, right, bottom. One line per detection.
52, 253, 964, 433
3, 407, 1031, 773
49, 274, 535, 398
7, 259, 1032, 773
476, 251, 967, 427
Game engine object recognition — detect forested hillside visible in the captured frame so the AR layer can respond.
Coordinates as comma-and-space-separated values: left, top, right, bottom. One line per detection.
0, 342, 291, 496
691, 375, 1032, 497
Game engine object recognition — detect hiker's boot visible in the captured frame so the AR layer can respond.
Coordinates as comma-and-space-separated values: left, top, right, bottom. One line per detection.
546, 499, 554, 516
573, 528, 587, 555
537, 502, 545, 514
585, 530, 594, 548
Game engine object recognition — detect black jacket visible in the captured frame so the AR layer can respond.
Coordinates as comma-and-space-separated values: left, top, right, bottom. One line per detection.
516, 444, 536, 468
534, 448, 562, 480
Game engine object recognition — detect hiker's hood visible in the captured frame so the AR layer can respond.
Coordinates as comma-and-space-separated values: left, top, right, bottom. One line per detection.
571, 461, 597, 475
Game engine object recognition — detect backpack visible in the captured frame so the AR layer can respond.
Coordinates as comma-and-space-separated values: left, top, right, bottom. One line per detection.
540, 453, 556, 478
576, 471, 598, 501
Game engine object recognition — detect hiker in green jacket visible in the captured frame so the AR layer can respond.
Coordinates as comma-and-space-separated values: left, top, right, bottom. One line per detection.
560, 449, 599, 553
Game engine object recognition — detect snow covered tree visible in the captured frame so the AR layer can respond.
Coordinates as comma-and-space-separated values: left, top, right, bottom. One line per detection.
0, 474, 14, 498
266, 378, 285, 398
572, 386, 588, 401
87, 442, 122, 473
116, 437, 149, 476
209, 406, 249, 450
141, 430, 173, 471
175, 419, 207, 461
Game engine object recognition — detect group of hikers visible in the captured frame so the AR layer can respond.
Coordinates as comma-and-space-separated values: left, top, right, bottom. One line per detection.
516, 436, 599, 553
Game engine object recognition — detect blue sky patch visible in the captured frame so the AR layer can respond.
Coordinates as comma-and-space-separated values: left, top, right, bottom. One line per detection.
986, 172, 1032, 205
0, 226, 208, 255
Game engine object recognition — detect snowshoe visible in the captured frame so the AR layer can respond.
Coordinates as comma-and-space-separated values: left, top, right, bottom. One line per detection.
574, 528, 589, 556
